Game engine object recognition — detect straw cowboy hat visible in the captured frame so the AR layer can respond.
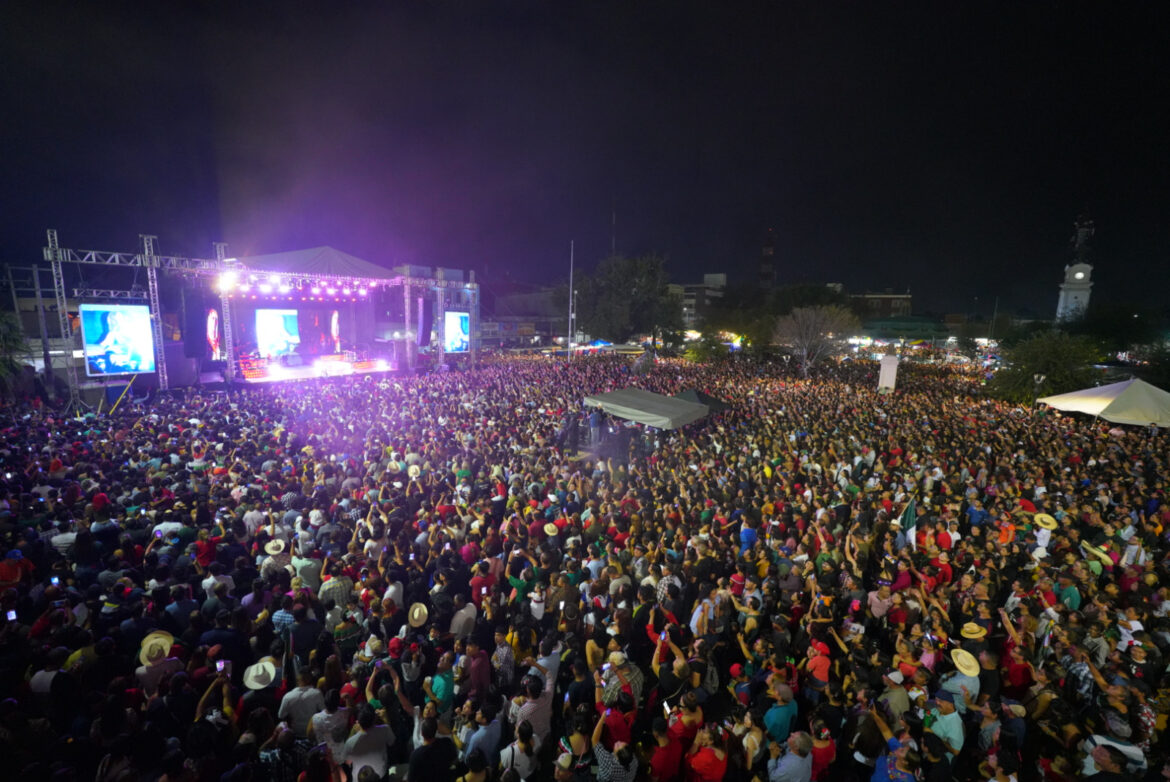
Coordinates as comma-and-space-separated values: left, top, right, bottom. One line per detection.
407, 464, 421, 479
264, 539, 286, 556
960, 622, 988, 640
543, 523, 559, 537
139, 631, 175, 667
408, 602, 429, 628
1034, 513, 1058, 530
951, 648, 980, 677
243, 660, 277, 690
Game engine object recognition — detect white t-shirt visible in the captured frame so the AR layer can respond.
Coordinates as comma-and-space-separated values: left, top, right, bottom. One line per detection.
278, 685, 326, 734
499, 737, 541, 781
344, 724, 395, 778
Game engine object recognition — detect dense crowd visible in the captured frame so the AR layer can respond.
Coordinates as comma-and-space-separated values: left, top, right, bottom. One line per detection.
0, 353, 1166, 782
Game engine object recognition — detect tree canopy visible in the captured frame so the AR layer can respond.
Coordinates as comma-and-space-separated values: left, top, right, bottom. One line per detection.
773, 305, 860, 377
575, 254, 683, 347
987, 330, 1102, 403
0, 313, 30, 396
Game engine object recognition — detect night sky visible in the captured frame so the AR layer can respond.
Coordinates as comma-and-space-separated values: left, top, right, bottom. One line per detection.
3, 2, 1169, 316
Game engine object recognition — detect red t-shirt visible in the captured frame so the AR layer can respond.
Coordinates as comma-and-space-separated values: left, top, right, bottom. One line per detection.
686, 747, 727, 782
650, 738, 683, 782
807, 653, 831, 684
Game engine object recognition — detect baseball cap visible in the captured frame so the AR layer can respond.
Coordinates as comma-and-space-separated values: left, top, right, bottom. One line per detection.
729, 663, 744, 678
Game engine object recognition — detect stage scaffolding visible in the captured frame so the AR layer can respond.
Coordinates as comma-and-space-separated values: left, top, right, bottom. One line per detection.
32, 229, 479, 409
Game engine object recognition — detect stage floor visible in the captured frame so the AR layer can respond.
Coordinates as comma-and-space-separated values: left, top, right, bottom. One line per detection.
201, 356, 396, 385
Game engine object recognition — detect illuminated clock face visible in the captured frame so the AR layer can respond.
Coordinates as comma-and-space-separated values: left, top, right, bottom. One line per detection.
1074, 272, 1085, 280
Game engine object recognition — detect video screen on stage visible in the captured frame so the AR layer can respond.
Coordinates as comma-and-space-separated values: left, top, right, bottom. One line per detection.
206, 308, 224, 360
444, 311, 470, 353
256, 309, 301, 357
79, 303, 157, 376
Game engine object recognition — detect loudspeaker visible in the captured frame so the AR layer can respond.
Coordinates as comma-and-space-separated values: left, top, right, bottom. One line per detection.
183, 289, 208, 358
417, 297, 433, 346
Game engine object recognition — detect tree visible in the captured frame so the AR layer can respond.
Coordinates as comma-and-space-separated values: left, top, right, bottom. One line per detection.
576, 254, 683, 347
986, 331, 1101, 404
1062, 302, 1163, 354
0, 312, 31, 396
703, 284, 775, 353
684, 332, 728, 363
773, 305, 860, 378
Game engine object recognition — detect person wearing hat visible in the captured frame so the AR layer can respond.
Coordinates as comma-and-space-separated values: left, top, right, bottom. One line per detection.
924, 690, 964, 759
800, 640, 831, 706
940, 649, 981, 714
958, 621, 989, 656
1033, 513, 1057, 549
1078, 710, 1147, 777
136, 631, 181, 696
728, 663, 752, 706
878, 669, 910, 722
240, 660, 280, 725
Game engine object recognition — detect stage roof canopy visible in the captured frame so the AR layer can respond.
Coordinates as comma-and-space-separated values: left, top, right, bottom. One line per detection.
1038, 377, 1170, 427
584, 388, 708, 429
235, 246, 397, 281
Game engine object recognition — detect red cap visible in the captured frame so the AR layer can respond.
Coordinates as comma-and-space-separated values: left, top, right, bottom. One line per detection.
811, 641, 831, 656
729, 663, 744, 678
388, 637, 404, 658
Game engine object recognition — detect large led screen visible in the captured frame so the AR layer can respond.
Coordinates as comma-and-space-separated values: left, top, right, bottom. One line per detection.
206, 308, 224, 360
255, 309, 301, 357
79, 303, 157, 376
444, 311, 470, 353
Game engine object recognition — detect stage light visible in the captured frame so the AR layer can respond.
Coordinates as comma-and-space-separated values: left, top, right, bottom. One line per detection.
218, 271, 238, 291
342, 288, 351, 296
259, 284, 273, 293
239, 284, 251, 292
269, 276, 282, 287
326, 288, 337, 295
279, 285, 291, 293
358, 288, 368, 296
311, 286, 321, 294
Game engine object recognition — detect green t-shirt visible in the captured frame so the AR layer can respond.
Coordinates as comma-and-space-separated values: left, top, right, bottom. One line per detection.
431, 670, 454, 713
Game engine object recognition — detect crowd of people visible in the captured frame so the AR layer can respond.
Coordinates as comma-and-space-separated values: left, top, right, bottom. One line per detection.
0, 353, 1166, 782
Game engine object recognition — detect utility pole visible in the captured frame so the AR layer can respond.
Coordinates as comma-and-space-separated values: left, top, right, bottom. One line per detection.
567, 240, 574, 362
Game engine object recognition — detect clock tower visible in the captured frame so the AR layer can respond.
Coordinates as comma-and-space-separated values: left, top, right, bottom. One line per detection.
1056, 215, 1094, 322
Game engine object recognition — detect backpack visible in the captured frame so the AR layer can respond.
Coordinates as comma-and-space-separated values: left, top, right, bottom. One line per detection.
690, 657, 720, 702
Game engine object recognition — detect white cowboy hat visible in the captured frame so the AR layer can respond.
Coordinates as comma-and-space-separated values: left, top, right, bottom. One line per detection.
264, 539, 285, 556
408, 602, 429, 628
139, 631, 175, 667
243, 660, 277, 690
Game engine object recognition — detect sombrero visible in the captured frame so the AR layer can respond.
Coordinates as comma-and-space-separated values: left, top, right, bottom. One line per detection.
960, 622, 987, 639
1034, 513, 1058, 530
951, 648, 980, 677
408, 602, 429, 628
243, 660, 277, 690
139, 630, 175, 667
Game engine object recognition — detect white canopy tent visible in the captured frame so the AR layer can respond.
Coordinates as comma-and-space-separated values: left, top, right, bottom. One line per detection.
583, 388, 708, 430
1038, 377, 1170, 427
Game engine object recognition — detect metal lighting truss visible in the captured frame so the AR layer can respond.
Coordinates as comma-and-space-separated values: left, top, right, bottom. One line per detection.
71, 289, 148, 300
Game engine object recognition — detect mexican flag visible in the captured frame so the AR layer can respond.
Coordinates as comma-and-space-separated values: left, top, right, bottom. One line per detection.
899, 498, 917, 550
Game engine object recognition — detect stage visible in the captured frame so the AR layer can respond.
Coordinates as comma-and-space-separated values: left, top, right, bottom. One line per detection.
200, 354, 398, 385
